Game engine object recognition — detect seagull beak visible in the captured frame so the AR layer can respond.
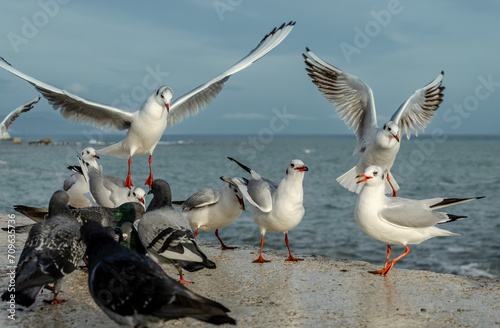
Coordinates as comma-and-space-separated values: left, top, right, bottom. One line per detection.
393, 134, 400, 142
165, 102, 170, 113
238, 196, 245, 211
93, 154, 100, 159
356, 174, 372, 184
139, 197, 145, 204
294, 165, 309, 172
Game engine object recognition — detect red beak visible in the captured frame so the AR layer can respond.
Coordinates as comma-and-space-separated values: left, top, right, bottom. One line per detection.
139, 197, 145, 204
237, 196, 245, 210
294, 165, 309, 172
393, 134, 400, 142
356, 174, 372, 184
93, 154, 100, 159
165, 103, 170, 112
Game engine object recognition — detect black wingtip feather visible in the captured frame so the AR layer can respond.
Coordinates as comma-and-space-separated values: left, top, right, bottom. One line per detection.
227, 157, 252, 174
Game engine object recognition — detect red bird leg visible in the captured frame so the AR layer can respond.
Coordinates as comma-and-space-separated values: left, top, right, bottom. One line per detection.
369, 244, 392, 274
253, 234, 270, 263
380, 245, 410, 276
193, 228, 199, 238
284, 233, 303, 261
215, 229, 237, 250
125, 156, 133, 188
144, 154, 154, 188
387, 174, 397, 197
43, 291, 67, 304
178, 268, 193, 285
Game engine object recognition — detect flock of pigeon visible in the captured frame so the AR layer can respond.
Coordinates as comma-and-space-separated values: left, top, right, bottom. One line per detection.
1, 21, 484, 327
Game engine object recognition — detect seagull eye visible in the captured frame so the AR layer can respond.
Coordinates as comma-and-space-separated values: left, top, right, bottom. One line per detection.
133, 192, 136, 197
374, 171, 378, 176
291, 164, 295, 168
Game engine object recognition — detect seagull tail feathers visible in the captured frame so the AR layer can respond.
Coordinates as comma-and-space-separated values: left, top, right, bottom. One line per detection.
97, 142, 129, 159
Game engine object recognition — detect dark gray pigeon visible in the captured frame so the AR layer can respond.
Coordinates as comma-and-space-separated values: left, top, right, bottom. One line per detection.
1, 190, 86, 306
10, 202, 144, 233
81, 221, 236, 326
138, 179, 216, 284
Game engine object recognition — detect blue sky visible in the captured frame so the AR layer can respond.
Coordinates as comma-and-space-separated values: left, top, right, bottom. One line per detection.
0, 0, 499, 136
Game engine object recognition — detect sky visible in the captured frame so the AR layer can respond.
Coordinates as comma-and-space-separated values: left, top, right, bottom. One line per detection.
0, 0, 499, 137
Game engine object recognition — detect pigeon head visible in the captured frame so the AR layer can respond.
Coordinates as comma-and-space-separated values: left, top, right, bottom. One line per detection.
115, 202, 144, 225
147, 179, 172, 211
356, 165, 385, 186
47, 190, 73, 218
154, 86, 173, 113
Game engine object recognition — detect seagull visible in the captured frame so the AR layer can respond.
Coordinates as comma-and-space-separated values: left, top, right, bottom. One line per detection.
138, 179, 216, 284
173, 177, 245, 250
303, 48, 445, 196
0, 96, 40, 139
0, 22, 295, 189
1, 190, 86, 306
355, 165, 484, 276
81, 221, 236, 326
79, 157, 146, 208
227, 157, 308, 263
63, 147, 100, 207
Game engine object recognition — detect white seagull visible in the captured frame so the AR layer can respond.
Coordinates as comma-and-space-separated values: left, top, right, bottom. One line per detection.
0, 96, 40, 138
173, 177, 245, 250
0, 22, 295, 189
227, 157, 308, 263
355, 165, 484, 276
63, 147, 100, 207
303, 48, 445, 196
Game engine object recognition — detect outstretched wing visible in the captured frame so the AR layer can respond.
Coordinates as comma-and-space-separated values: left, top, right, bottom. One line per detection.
167, 22, 295, 126
0, 96, 40, 135
0, 57, 134, 131
303, 48, 378, 154
390, 72, 445, 139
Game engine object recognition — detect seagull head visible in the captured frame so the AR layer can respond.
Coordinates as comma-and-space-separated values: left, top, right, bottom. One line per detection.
221, 176, 246, 210
382, 121, 400, 143
286, 159, 309, 178
129, 187, 146, 205
81, 147, 99, 161
155, 86, 173, 113
356, 165, 385, 185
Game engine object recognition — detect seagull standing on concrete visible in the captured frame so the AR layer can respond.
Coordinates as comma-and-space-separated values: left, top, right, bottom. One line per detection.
174, 177, 245, 250
81, 221, 236, 326
355, 165, 484, 275
138, 179, 216, 284
227, 157, 308, 263
0, 22, 295, 188
1, 191, 85, 306
303, 48, 445, 196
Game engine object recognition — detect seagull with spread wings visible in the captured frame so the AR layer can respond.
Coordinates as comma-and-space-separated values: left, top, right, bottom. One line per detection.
303, 47, 445, 196
0, 22, 295, 188
0, 96, 40, 139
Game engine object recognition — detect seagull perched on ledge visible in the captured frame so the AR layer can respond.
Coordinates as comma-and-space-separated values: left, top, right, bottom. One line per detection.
0, 22, 295, 188
355, 165, 484, 276
303, 47, 445, 196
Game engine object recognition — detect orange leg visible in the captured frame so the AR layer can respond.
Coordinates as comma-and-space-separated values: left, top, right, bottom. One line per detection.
144, 154, 154, 188
193, 227, 199, 238
387, 173, 397, 197
215, 229, 237, 250
371, 245, 410, 276
369, 244, 391, 274
253, 234, 270, 263
43, 291, 67, 304
178, 268, 193, 284
125, 156, 133, 189
284, 233, 303, 261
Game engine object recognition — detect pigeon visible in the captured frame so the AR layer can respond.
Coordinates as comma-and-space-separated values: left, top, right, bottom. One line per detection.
11, 202, 144, 234
79, 157, 146, 208
138, 179, 216, 284
355, 165, 484, 275
81, 221, 236, 326
1, 190, 86, 306
173, 177, 245, 250
0, 96, 40, 138
0, 22, 295, 189
119, 222, 146, 254
63, 147, 100, 207
227, 157, 308, 263
303, 48, 445, 196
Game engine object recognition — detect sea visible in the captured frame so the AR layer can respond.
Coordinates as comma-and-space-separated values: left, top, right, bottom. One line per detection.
1, 134, 499, 280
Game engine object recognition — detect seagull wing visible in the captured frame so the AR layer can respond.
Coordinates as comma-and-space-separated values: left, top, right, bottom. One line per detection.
0, 96, 40, 135
181, 188, 220, 211
304, 48, 378, 154
0, 57, 134, 131
167, 22, 295, 126
390, 71, 445, 139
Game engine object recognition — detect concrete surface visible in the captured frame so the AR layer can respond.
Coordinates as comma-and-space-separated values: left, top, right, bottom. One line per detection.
1, 214, 499, 327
